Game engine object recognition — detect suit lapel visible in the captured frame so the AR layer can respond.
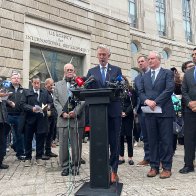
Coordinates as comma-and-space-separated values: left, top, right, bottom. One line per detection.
153, 68, 164, 86
61, 80, 68, 101
146, 71, 153, 87
106, 64, 112, 81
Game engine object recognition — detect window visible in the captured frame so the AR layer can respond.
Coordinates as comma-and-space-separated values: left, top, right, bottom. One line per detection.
182, 0, 192, 42
130, 42, 139, 54
128, 0, 137, 28
162, 50, 169, 60
156, 0, 166, 36
30, 46, 83, 84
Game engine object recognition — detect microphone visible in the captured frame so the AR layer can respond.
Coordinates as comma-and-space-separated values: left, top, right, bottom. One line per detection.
116, 75, 123, 82
75, 76, 85, 87
83, 75, 95, 88
106, 75, 125, 88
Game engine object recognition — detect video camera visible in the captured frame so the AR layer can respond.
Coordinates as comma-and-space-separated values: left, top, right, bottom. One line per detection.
0, 79, 12, 93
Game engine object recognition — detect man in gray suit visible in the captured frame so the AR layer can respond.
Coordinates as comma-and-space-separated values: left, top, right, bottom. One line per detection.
53, 63, 85, 176
179, 47, 196, 174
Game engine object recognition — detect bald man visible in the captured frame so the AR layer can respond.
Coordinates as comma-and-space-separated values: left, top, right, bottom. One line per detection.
53, 64, 85, 176
44, 78, 58, 158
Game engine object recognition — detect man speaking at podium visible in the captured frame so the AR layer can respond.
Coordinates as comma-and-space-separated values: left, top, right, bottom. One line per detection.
86, 44, 122, 183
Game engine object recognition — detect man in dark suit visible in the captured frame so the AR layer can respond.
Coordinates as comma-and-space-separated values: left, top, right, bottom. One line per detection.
179, 48, 196, 174
21, 76, 52, 167
134, 55, 150, 166
138, 51, 175, 179
7, 72, 25, 161
86, 44, 122, 183
44, 78, 58, 158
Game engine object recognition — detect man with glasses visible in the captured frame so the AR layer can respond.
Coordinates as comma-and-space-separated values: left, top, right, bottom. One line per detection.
181, 61, 195, 73
179, 48, 196, 174
53, 64, 85, 176
7, 72, 25, 161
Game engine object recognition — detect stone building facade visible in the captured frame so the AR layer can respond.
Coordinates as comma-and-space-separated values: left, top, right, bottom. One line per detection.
0, 0, 195, 86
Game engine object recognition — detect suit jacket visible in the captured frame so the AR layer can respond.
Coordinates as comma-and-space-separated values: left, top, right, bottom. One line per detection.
138, 67, 175, 118
134, 73, 143, 113
20, 88, 52, 133
86, 64, 122, 117
53, 80, 85, 128
182, 67, 196, 113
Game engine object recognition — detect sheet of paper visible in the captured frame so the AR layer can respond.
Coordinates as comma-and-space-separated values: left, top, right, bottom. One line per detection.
34, 105, 43, 113
141, 106, 162, 113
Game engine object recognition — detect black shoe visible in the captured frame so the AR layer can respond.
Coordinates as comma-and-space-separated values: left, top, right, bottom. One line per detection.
179, 166, 194, 174
0, 163, 9, 169
46, 152, 58, 158
118, 160, 125, 165
41, 155, 50, 160
72, 168, 79, 176
61, 168, 69, 176
128, 160, 134, 165
11, 144, 16, 152
17, 156, 26, 161
80, 158, 86, 164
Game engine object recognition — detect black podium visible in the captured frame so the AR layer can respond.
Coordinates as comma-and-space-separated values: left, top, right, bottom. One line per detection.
72, 88, 123, 196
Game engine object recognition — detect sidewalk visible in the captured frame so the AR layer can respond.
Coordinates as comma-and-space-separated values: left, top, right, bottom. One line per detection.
0, 142, 195, 196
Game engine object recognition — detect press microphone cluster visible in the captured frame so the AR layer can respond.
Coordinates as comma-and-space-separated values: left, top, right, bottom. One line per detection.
70, 75, 95, 89
106, 75, 125, 89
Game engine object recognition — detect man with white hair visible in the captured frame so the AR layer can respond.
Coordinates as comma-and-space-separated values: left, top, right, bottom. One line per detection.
138, 51, 175, 179
86, 44, 122, 183
53, 64, 85, 176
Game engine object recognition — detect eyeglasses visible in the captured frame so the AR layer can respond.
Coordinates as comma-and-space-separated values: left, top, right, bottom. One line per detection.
186, 64, 194, 68
66, 69, 74, 72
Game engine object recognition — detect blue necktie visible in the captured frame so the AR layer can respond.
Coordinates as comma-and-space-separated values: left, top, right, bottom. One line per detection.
151, 70, 155, 85
101, 67, 106, 84
194, 67, 196, 83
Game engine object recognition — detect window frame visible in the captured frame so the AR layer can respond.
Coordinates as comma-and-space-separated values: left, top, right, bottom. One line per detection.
182, 0, 192, 42
128, 0, 137, 28
155, 0, 166, 36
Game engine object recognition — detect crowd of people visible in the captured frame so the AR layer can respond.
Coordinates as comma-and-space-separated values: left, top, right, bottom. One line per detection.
0, 45, 195, 184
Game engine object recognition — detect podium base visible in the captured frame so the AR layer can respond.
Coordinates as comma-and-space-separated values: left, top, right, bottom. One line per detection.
75, 182, 123, 196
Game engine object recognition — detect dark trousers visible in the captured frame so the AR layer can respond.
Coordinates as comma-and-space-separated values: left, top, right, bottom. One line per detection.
7, 115, 25, 157
0, 124, 5, 164
24, 124, 46, 160
108, 116, 121, 173
145, 116, 173, 171
138, 111, 150, 161
119, 135, 133, 157
173, 134, 178, 153
184, 112, 196, 167
3, 127, 10, 157
45, 118, 56, 155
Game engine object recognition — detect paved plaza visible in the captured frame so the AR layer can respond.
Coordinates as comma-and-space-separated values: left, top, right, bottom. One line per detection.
0, 142, 195, 196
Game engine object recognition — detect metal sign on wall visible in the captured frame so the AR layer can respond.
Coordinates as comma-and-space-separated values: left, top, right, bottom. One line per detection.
24, 23, 90, 55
